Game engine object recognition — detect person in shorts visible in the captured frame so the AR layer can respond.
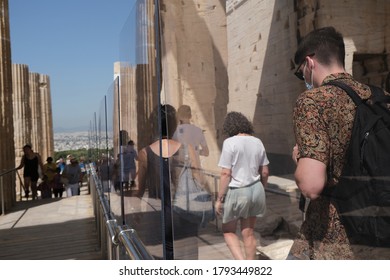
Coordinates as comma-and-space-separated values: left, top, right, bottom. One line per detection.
215, 112, 269, 260
17, 144, 44, 200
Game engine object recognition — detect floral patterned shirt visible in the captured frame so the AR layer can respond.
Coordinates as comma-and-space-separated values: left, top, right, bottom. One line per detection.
290, 72, 379, 259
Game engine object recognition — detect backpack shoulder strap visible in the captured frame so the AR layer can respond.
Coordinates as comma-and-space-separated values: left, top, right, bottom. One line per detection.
368, 85, 390, 104
325, 80, 363, 106
367, 85, 390, 123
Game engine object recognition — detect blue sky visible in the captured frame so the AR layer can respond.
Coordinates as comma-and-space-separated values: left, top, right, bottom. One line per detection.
9, 0, 136, 131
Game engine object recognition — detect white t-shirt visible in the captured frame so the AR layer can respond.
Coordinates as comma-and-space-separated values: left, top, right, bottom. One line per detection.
173, 124, 208, 155
218, 135, 269, 188
122, 145, 138, 170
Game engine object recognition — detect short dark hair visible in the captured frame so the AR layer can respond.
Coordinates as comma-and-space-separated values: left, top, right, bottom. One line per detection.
23, 144, 32, 150
128, 140, 135, 145
223, 111, 254, 137
294, 26, 345, 68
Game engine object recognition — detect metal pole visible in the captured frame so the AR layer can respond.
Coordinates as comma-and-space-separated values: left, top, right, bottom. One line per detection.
116, 77, 125, 226
214, 176, 218, 231
153, 0, 167, 259
1, 176, 5, 216
104, 95, 111, 204
94, 112, 98, 163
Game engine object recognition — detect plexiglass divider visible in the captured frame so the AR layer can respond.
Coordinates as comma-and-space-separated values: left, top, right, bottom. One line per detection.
87, 0, 224, 260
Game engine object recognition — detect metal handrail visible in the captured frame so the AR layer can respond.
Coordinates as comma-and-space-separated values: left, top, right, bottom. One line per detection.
117, 226, 154, 260
89, 162, 301, 259
0, 168, 20, 216
89, 164, 153, 260
0, 168, 18, 177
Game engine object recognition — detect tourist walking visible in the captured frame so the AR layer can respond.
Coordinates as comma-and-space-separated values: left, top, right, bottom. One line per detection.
122, 140, 138, 189
62, 156, 82, 197
52, 167, 64, 198
41, 157, 57, 198
289, 26, 390, 259
137, 104, 202, 260
173, 104, 209, 158
215, 112, 269, 260
17, 144, 44, 200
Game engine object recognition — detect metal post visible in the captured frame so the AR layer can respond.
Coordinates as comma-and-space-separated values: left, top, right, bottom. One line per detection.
1, 176, 5, 216
214, 176, 218, 231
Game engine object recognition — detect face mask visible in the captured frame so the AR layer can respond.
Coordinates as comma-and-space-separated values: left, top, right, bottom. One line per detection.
303, 63, 314, 90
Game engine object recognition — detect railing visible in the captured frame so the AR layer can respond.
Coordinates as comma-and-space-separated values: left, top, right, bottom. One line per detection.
0, 168, 23, 216
89, 162, 302, 259
89, 165, 154, 260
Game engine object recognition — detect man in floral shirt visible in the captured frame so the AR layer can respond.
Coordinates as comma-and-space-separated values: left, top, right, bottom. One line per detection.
289, 26, 390, 259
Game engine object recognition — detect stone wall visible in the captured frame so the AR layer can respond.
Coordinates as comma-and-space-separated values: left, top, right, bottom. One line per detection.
117, 0, 389, 178
296, 0, 390, 88
159, 0, 228, 173
226, 0, 299, 175
225, 0, 390, 175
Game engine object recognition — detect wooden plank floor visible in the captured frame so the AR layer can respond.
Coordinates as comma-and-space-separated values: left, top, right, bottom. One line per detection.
0, 174, 301, 260
106, 175, 301, 260
0, 187, 102, 260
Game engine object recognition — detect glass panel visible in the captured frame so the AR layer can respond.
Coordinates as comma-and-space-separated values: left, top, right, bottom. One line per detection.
81, 0, 390, 261
90, 0, 325, 260
116, 0, 164, 259
160, 2, 221, 260
96, 84, 115, 203
112, 0, 225, 260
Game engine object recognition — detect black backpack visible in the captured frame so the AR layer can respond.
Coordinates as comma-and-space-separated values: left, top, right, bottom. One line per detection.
323, 80, 390, 247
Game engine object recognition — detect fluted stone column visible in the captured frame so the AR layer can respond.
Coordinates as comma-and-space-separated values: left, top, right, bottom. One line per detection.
12, 64, 31, 198
135, 0, 158, 148
116, 0, 158, 154
29, 72, 43, 157
0, 0, 16, 211
39, 74, 54, 161
12, 64, 31, 165
113, 62, 137, 158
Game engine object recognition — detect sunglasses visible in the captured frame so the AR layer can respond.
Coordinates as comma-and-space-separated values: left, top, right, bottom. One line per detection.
294, 53, 315, 80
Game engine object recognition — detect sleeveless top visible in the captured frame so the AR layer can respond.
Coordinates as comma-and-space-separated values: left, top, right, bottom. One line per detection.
145, 144, 183, 199
23, 155, 39, 180
144, 144, 187, 260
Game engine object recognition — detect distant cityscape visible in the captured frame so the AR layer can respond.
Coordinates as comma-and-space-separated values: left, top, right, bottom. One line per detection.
54, 131, 113, 151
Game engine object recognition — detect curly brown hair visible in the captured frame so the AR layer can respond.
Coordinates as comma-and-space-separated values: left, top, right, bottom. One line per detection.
223, 111, 254, 137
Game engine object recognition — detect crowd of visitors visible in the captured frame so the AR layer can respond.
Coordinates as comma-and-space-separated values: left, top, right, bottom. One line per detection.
17, 147, 86, 199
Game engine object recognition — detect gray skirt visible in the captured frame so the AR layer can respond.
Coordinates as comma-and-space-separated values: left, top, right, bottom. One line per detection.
222, 180, 266, 224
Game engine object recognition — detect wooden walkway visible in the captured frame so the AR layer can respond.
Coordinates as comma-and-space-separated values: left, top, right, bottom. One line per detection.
0, 187, 102, 260
0, 175, 301, 260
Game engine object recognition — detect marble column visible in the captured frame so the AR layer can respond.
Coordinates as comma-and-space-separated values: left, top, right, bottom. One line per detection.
115, 0, 157, 154
12, 64, 31, 165
0, 0, 16, 211
29, 72, 43, 157
12, 64, 31, 198
113, 62, 137, 158
134, 0, 158, 148
39, 74, 54, 161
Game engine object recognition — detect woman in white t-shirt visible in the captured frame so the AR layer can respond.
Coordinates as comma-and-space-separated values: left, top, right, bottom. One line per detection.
215, 111, 269, 260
